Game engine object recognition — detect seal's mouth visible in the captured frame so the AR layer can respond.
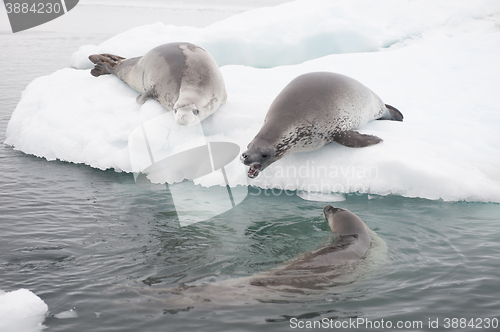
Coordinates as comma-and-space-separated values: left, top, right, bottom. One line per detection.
247, 163, 262, 178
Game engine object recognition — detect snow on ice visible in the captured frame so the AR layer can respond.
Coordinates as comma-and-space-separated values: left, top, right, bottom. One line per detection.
4, 0, 500, 202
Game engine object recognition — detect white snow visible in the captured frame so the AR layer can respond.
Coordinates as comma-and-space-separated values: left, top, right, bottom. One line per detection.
0, 289, 48, 332
69, 0, 499, 69
4, 0, 500, 202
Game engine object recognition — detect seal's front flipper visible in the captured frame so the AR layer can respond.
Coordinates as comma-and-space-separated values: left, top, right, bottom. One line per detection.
333, 130, 383, 148
136, 87, 155, 104
377, 104, 404, 121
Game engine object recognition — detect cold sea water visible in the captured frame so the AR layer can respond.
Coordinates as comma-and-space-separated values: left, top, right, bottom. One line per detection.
1, 2, 500, 332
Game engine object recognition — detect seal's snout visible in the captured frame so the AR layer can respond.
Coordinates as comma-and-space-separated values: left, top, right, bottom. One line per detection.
241, 149, 259, 166
240, 153, 257, 170
175, 114, 187, 126
323, 205, 343, 234
323, 205, 344, 218
323, 205, 335, 215
241, 150, 263, 178
323, 205, 338, 218
241, 146, 275, 178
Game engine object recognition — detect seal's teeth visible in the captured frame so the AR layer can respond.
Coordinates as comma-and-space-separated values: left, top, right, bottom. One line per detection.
247, 163, 261, 178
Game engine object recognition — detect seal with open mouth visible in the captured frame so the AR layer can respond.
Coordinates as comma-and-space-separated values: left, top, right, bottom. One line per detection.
241, 72, 403, 178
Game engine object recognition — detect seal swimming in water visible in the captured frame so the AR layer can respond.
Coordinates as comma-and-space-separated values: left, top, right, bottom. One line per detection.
248, 205, 372, 289
124, 205, 379, 309
89, 42, 227, 126
241, 72, 403, 178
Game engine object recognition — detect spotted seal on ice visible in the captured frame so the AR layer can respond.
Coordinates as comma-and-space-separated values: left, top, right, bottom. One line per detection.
89, 42, 227, 126
241, 72, 403, 178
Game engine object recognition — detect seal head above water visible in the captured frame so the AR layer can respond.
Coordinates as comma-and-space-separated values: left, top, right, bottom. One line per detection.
128, 205, 381, 307
248, 205, 372, 289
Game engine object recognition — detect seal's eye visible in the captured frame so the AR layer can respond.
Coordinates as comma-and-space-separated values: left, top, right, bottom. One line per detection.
192, 109, 199, 116
174, 109, 177, 114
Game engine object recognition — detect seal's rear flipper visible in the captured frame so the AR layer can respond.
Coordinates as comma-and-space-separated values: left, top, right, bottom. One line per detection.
377, 104, 403, 121
89, 54, 126, 77
88, 53, 126, 64
136, 87, 156, 104
90, 63, 110, 77
333, 130, 383, 148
